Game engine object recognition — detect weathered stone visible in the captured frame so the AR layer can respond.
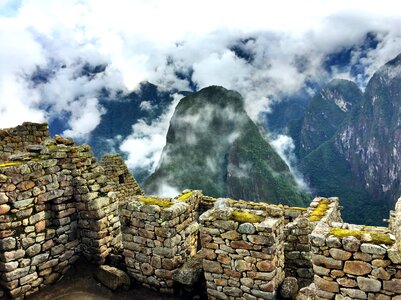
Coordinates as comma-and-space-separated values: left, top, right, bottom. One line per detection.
0, 204, 10, 214
312, 254, 343, 269
342, 236, 361, 252
223, 287, 242, 297
207, 288, 228, 300
230, 240, 252, 249
315, 275, 339, 293
340, 288, 367, 299
353, 252, 372, 262
0, 249, 25, 262
238, 223, 256, 234
95, 265, 130, 290
220, 230, 241, 240
29, 211, 45, 225
356, 277, 381, 294
203, 260, 223, 273
20, 272, 38, 285
235, 260, 252, 272
360, 243, 386, 255
0, 237, 16, 251
337, 277, 357, 287
387, 247, 401, 264
329, 248, 352, 260
31, 253, 49, 266
371, 259, 390, 268
217, 254, 230, 265
326, 236, 342, 248
313, 265, 330, 276
153, 247, 176, 258
251, 289, 275, 299
256, 260, 275, 272
2, 266, 30, 281
173, 255, 203, 285
343, 261, 371, 275
372, 267, 391, 280
26, 244, 41, 257
0, 261, 18, 272
279, 277, 298, 298
213, 220, 237, 231
311, 233, 326, 247
247, 235, 272, 245
383, 279, 401, 293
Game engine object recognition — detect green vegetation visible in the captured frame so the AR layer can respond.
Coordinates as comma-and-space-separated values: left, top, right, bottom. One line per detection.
329, 228, 394, 245
231, 211, 264, 223
296, 79, 364, 159
300, 138, 389, 225
145, 86, 309, 207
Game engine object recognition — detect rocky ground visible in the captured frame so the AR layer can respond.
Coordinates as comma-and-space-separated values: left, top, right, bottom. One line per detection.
26, 258, 202, 300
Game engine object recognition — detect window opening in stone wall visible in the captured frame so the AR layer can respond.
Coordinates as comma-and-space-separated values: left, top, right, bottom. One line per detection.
119, 174, 125, 184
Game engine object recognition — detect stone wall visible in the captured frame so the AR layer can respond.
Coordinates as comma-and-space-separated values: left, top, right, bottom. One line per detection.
199, 200, 285, 300
310, 223, 401, 299
0, 122, 49, 162
100, 154, 144, 201
119, 191, 200, 293
302, 197, 401, 299
284, 215, 313, 288
0, 135, 123, 298
4, 122, 401, 300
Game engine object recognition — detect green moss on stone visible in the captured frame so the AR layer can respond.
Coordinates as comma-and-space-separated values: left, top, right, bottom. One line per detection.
330, 228, 394, 245
231, 211, 264, 223
137, 197, 173, 208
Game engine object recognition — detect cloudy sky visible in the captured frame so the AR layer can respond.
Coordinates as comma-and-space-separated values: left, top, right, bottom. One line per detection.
1, 0, 401, 179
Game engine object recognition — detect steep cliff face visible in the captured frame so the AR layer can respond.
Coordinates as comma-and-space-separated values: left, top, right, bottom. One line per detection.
296, 79, 363, 158
336, 53, 401, 206
145, 86, 308, 206
295, 55, 401, 225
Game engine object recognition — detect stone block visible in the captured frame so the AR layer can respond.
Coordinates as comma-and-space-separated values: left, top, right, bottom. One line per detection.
95, 265, 130, 290
343, 261, 371, 276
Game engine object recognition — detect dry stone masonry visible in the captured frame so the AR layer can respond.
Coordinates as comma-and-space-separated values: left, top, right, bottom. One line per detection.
119, 191, 200, 293
2, 123, 401, 300
100, 154, 144, 201
199, 199, 285, 300
0, 123, 49, 162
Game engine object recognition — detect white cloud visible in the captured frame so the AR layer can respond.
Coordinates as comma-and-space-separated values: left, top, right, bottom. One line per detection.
0, 0, 401, 172
62, 97, 105, 139
0, 1, 400, 128
120, 93, 183, 172
270, 134, 310, 191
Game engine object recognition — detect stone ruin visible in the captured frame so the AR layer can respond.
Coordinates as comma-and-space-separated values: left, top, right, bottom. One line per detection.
0, 122, 401, 300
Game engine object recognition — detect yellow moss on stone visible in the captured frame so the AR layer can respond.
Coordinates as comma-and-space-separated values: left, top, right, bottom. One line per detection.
231, 211, 264, 223
178, 191, 193, 201
284, 206, 307, 211
308, 199, 330, 222
0, 161, 23, 168
330, 228, 394, 245
137, 197, 173, 208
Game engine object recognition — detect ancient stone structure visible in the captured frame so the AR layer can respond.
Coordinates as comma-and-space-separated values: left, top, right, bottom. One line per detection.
0, 122, 49, 162
119, 191, 200, 293
100, 154, 144, 201
200, 200, 285, 300
1, 122, 401, 300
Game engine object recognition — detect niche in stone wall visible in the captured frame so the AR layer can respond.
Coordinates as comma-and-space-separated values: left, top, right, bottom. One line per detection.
118, 174, 125, 184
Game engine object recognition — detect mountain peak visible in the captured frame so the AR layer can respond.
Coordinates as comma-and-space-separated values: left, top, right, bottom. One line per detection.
145, 86, 308, 206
